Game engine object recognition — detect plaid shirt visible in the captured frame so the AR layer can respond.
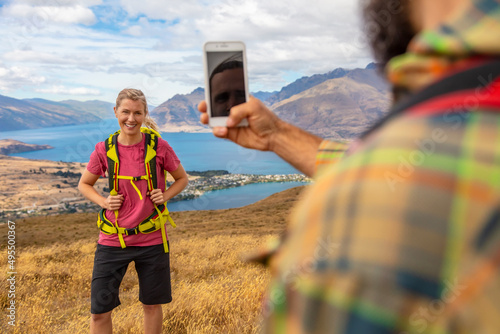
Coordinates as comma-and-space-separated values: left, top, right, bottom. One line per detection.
262, 1, 500, 333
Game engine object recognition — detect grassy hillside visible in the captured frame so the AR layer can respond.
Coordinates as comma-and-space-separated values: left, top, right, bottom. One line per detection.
0, 186, 306, 333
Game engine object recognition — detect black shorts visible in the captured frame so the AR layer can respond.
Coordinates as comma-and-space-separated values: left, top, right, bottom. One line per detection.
91, 243, 172, 314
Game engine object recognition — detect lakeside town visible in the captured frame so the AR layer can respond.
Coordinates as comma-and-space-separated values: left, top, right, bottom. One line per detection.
173, 170, 310, 201
0, 163, 310, 220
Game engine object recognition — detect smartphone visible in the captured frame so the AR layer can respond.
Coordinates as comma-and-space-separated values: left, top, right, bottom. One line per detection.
203, 41, 249, 127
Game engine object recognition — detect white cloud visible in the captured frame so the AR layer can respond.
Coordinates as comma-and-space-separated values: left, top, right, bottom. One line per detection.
0, 0, 373, 102
2, 4, 97, 26
189, 0, 369, 89
111, 0, 372, 95
119, 0, 210, 21
123, 0, 370, 71
13, 0, 102, 6
124, 25, 143, 36
35, 85, 101, 96
0, 64, 46, 91
4, 50, 120, 68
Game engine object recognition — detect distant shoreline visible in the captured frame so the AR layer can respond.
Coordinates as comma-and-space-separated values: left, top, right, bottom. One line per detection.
0, 139, 53, 155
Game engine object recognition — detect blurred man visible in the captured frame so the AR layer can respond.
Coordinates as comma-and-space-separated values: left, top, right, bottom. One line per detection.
200, 0, 500, 332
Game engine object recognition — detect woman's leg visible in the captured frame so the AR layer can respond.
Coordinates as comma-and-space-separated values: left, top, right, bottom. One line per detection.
90, 244, 130, 332
135, 244, 171, 333
143, 304, 163, 334
90, 311, 112, 334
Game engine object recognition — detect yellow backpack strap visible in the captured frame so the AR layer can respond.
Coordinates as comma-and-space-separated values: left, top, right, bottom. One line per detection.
105, 131, 121, 194
143, 130, 158, 192
164, 205, 176, 228
110, 189, 126, 249
141, 127, 161, 138
97, 208, 118, 234
141, 128, 171, 252
160, 213, 169, 253
104, 132, 126, 248
153, 204, 171, 253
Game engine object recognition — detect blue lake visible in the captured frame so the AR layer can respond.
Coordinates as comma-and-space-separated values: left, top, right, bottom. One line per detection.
0, 119, 298, 175
0, 120, 308, 211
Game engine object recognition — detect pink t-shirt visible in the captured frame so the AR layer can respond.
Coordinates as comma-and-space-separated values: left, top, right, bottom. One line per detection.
87, 133, 180, 247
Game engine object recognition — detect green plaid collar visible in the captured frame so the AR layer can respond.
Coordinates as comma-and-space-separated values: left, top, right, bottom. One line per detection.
387, 0, 500, 93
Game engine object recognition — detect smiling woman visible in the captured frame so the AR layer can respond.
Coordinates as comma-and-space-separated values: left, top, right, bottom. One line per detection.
78, 88, 189, 334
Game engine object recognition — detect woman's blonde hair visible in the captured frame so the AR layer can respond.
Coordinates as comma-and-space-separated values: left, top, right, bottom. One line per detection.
115, 88, 160, 132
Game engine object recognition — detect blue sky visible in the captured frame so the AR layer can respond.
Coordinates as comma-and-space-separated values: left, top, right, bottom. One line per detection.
0, 0, 372, 105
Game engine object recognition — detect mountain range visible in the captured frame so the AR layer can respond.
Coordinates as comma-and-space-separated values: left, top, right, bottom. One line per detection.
0, 63, 391, 140
151, 63, 390, 140
271, 66, 390, 139
0, 95, 115, 131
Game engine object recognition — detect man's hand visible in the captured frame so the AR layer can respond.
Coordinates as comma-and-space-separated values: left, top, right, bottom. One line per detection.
148, 189, 166, 205
198, 97, 283, 152
104, 194, 124, 211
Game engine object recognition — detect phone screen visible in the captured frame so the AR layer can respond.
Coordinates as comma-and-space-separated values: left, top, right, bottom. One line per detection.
206, 51, 246, 117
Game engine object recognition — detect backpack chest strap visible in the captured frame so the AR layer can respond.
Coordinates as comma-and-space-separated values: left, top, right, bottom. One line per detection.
115, 175, 150, 200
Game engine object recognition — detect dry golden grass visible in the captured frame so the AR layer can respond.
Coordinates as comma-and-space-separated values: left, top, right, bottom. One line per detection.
0, 236, 271, 333
0, 186, 307, 333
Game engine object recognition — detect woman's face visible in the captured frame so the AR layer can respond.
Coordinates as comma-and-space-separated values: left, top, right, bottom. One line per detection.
114, 98, 146, 137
